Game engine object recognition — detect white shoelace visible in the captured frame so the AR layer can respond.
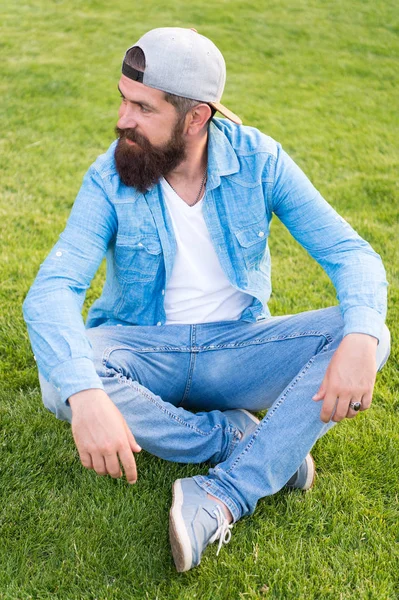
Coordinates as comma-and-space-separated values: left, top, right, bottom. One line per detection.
209, 505, 234, 556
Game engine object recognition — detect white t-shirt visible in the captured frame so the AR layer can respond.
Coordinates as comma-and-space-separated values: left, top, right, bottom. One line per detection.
161, 179, 253, 324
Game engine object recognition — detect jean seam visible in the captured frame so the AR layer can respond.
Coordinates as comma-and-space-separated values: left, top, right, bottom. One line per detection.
195, 330, 333, 351
180, 351, 197, 405
111, 372, 224, 437
221, 355, 317, 474
100, 332, 333, 358
102, 348, 120, 377
224, 429, 242, 460
103, 344, 191, 355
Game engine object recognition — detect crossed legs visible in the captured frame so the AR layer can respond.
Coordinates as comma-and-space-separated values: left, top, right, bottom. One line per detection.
39, 307, 390, 569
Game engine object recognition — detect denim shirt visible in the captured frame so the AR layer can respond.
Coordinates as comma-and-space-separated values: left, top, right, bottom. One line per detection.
23, 119, 388, 403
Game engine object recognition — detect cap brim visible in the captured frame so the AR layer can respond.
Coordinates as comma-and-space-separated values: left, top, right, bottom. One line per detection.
210, 102, 242, 125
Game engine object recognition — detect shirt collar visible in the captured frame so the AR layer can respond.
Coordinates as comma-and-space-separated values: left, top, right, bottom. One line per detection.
129, 119, 240, 201
206, 120, 240, 190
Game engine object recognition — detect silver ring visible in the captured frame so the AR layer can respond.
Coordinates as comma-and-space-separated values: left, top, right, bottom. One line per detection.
349, 401, 362, 412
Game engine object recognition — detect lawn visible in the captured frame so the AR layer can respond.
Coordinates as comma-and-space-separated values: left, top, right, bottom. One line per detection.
0, 0, 398, 598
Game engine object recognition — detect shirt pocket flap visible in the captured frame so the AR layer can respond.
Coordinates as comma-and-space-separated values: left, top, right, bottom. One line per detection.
114, 234, 163, 283
117, 234, 162, 255
234, 222, 268, 248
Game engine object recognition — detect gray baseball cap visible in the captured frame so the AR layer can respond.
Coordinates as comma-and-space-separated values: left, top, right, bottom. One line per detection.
121, 27, 242, 125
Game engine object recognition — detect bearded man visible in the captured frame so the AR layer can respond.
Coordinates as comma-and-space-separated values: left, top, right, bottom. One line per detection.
23, 27, 390, 572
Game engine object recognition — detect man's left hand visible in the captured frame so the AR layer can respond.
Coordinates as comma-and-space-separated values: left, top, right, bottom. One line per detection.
313, 333, 378, 423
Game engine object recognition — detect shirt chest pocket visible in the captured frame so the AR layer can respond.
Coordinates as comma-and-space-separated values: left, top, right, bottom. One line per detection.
234, 221, 268, 269
114, 234, 163, 283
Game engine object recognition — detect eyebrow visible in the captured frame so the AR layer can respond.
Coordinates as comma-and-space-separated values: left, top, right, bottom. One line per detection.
117, 85, 158, 112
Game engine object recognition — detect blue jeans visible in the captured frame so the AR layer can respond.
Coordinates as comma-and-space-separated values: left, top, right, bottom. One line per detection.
39, 306, 390, 522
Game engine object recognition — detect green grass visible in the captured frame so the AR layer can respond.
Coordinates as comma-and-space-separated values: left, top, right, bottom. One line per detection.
1, 0, 398, 598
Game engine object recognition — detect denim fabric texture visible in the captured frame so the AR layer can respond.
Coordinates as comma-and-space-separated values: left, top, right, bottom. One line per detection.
23, 118, 388, 403
38, 307, 391, 520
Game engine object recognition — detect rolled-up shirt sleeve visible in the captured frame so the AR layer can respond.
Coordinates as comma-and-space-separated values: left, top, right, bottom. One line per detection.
23, 166, 117, 402
271, 144, 388, 341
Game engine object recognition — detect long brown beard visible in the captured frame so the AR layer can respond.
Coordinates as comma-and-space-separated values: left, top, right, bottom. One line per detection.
114, 121, 186, 193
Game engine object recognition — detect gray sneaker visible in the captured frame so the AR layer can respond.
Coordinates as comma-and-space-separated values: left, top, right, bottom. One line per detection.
223, 408, 260, 445
169, 478, 233, 572
286, 453, 316, 491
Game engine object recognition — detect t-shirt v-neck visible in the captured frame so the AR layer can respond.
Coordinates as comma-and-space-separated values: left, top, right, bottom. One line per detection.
159, 178, 254, 324
162, 178, 205, 210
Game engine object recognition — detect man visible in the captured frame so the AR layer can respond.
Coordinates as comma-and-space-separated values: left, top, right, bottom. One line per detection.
23, 27, 390, 572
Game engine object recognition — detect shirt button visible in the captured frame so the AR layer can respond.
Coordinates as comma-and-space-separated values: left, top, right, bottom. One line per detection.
258, 231, 265, 237
161, 289, 165, 295
157, 322, 162, 326
138, 242, 143, 247
56, 251, 63, 256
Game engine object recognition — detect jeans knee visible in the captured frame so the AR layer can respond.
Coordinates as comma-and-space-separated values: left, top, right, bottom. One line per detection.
376, 324, 391, 371
85, 327, 112, 376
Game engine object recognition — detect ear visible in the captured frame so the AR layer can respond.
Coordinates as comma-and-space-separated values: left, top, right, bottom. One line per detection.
185, 103, 212, 135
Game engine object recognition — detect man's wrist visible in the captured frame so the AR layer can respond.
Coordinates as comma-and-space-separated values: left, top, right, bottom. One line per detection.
69, 388, 104, 410
343, 332, 378, 348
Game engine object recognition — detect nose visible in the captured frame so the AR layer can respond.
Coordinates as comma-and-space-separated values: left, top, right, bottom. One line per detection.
117, 103, 138, 130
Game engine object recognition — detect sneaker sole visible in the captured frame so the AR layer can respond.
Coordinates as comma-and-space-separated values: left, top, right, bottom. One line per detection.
302, 453, 316, 490
169, 479, 193, 573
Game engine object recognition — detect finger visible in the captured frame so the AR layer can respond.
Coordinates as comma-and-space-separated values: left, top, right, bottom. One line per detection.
360, 392, 372, 411
124, 423, 142, 453
333, 394, 354, 422
319, 392, 338, 423
119, 447, 137, 484
312, 384, 326, 401
79, 451, 93, 470
346, 398, 359, 419
104, 453, 123, 479
91, 453, 108, 477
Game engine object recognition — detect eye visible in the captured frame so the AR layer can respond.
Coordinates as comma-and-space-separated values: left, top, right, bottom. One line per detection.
140, 105, 151, 114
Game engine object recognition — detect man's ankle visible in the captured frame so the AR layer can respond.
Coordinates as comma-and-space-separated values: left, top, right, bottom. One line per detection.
207, 493, 233, 523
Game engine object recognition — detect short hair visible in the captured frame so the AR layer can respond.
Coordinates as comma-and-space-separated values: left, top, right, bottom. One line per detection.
124, 46, 216, 121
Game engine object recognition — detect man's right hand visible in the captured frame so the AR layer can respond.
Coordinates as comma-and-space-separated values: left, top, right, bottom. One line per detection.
68, 389, 141, 484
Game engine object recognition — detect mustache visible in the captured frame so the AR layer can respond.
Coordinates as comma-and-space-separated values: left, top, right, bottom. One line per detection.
115, 127, 148, 148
